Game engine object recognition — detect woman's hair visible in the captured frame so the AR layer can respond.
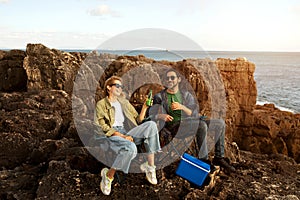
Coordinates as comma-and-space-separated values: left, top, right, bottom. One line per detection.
104, 76, 122, 96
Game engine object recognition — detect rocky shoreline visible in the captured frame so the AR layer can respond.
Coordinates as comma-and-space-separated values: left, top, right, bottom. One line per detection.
0, 44, 299, 199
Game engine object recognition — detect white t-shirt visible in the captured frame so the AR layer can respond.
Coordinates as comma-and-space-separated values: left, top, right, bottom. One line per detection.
111, 101, 125, 127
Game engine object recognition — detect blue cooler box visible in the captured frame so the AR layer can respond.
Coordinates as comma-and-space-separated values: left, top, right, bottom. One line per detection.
176, 153, 210, 187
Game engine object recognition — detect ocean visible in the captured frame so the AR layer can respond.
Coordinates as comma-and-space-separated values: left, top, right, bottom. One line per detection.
208, 51, 300, 114
39, 49, 300, 114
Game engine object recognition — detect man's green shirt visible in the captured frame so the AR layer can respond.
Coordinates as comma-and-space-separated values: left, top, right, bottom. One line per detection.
166, 91, 182, 125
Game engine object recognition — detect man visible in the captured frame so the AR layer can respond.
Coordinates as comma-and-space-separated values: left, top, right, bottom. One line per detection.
150, 68, 235, 174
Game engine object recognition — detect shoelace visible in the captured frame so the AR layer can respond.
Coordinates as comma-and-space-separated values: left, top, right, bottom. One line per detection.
149, 171, 156, 179
105, 175, 113, 188
146, 166, 156, 179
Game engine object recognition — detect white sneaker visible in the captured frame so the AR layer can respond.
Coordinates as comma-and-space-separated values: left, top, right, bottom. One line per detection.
100, 168, 113, 195
140, 162, 158, 185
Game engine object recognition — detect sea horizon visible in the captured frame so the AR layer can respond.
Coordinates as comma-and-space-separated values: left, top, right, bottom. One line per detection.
1, 48, 299, 114
1, 48, 300, 53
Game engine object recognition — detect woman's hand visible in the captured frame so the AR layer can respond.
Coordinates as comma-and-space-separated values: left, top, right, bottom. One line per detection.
124, 135, 134, 142
141, 101, 149, 109
113, 131, 134, 142
138, 101, 149, 122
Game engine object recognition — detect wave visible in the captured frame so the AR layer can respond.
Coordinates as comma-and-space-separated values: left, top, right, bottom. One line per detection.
256, 101, 295, 113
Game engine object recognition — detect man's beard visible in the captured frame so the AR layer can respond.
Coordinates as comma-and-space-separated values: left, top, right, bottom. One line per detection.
167, 81, 179, 91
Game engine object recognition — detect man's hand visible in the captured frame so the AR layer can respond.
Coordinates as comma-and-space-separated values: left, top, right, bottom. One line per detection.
171, 102, 183, 110
172, 102, 192, 116
157, 114, 173, 122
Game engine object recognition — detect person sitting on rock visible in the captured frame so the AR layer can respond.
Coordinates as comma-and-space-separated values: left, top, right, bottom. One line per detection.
149, 68, 236, 174
95, 76, 161, 195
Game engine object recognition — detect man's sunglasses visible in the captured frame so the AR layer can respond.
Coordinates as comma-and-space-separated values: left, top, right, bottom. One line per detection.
166, 75, 177, 81
111, 83, 124, 89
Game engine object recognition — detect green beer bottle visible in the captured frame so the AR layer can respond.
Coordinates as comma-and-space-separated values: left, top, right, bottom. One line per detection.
146, 89, 153, 106
171, 95, 175, 103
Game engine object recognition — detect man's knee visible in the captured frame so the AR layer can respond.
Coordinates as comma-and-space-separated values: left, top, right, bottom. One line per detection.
207, 119, 225, 132
217, 119, 225, 128
197, 120, 208, 135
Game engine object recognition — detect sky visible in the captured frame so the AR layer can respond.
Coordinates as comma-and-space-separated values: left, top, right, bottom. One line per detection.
0, 0, 300, 51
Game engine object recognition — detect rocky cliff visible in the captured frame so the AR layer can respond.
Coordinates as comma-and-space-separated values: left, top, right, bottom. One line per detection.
0, 44, 299, 199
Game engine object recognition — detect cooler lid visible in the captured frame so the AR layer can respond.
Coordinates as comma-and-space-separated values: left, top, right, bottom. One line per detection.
182, 153, 210, 170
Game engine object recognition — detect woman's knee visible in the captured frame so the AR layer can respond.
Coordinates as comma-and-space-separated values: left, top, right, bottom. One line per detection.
144, 121, 158, 132
129, 142, 137, 154
120, 142, 137, 156
145, 120, 157, 127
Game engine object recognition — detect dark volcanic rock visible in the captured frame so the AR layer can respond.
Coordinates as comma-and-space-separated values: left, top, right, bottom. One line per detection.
0, 90, 73, 169
0, 44, 299, 200
0, 49, 27, 92
24, 43, 85, 94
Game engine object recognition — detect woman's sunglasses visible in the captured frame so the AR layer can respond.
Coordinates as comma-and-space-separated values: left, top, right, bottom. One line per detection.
111, 83, 124, 89
165, 75, 177, 81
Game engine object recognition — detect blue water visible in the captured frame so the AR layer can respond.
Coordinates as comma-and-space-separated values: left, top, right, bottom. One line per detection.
209, 51, 300, 114
69, 49, 300, 114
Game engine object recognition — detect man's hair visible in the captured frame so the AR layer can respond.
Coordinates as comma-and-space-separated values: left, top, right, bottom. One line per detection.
104, 76, 122, 96
164, 68, 181, 78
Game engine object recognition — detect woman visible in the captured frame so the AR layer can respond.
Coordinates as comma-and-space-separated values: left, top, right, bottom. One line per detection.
95, 76, 161, 196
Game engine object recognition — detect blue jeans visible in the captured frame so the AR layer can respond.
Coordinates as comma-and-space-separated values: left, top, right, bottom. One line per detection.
108, 121, 161, 173
196, 119, 225, 159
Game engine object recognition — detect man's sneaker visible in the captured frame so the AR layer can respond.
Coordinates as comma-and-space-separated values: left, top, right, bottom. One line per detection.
140, 162, 158, 185
212, 157, 236, 174
100, 168, 113, 195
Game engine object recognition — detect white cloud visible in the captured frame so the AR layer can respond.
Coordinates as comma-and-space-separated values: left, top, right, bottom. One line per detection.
87, 5, 120, 17
0, 31, 111, 49
176, 0, 208, 15
0, 0, 10, 3
290, 5, 300, 13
